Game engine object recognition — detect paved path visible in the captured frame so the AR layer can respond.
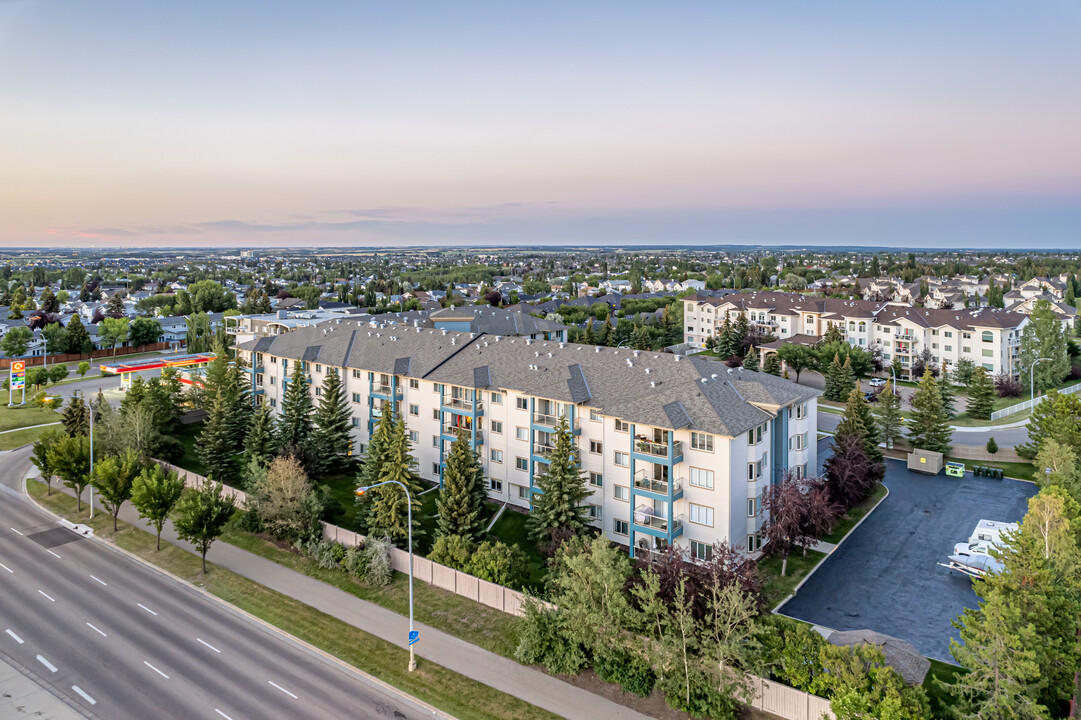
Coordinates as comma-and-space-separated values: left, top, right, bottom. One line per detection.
0, 655, 85, 719
15, 449, 653, 720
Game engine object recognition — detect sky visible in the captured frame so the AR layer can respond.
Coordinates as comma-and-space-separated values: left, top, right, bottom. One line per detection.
1, 1, 1079, 249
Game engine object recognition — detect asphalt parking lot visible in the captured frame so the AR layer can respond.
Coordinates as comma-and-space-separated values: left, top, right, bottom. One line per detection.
782, 440, 1037, 661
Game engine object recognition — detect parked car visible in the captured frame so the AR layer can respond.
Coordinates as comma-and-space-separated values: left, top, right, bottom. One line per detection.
863, 391, 878, 403
868, 377, 887, 387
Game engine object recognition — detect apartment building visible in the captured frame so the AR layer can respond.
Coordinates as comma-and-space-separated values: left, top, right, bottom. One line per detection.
683, 292, 1039, 378
237, 321, 819, 559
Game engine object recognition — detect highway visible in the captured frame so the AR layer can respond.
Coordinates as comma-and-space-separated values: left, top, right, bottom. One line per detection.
0, 450, 446, 720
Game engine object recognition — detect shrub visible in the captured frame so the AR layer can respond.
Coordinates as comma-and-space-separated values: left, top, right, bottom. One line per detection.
986, 436, 998, 454
364, 536, 393, 586
428, 534, 475, 571
514, 599, 586, 675
593, 645, 656, 697
994, 373, 1022, 398
468, 540, 527, 588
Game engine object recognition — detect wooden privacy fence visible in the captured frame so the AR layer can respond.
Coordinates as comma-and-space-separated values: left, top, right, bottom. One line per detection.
0, 342, 174, 370
744, 675, 834, 720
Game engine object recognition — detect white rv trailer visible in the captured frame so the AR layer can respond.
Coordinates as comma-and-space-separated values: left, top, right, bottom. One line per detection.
940, 519, 1019, 579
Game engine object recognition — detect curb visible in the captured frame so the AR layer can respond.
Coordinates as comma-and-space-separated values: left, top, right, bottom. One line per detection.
21, 471, 458, 720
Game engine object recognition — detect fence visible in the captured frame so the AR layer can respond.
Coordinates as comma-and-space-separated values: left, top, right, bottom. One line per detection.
744, 674, 835, 720
990, 381, 1081, 420
0, 342, 175, 370
949, 444, 1024, 463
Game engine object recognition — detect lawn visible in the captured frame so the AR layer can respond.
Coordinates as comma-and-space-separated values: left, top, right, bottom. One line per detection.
172, 420, 209, 477
924, 658, 966, 719
821, 483, 888, 544
29, 480, 557, 720
758, 549, 827, 609
0, 390, 62, 431
947, 456, 1035, 482
485, 506, 548, 590
0, 423, 58, 450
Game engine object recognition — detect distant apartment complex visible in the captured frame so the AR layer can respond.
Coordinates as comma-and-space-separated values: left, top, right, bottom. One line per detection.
237, 321, 818, 558
681, 291, 1058, 378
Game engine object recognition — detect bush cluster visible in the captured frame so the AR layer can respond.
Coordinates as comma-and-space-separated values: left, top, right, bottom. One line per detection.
292, 535, 393, 587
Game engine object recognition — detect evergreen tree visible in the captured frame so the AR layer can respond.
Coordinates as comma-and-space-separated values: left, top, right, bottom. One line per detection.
839, 355, 855, 401
106, 292, 126, 318
1019, 299, 1070, 394
824, 353, 843, 401
436, 430, 485, 539
967, 367, 996, 420
366, 414, 423, 546
732, 313, 750, 354
842, 387, 881, 463
312, 368, 352, 471
279, 360, 314, 452
741, 347, 759, 371
823, 323, 843, 344
763, 353, 781, 376
633, 325, 651, 350
198, 393, 237, 482
244, 402, 278, 469
64, 314, 92, 355
354, 404, 393, 530
40, 286, 59, 313
61, 396, 89, 437
938, 361, 957, 420
716, 312, 735, 357
872, 381, 903, 449
223, 361, 252, 448
907, 370, 953, 454
528, 415, 590, 542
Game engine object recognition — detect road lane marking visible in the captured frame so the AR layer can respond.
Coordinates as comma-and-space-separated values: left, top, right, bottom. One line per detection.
143, 661, 169, 679
5, 629, 24, 644
214, 710, 234, 720
268, 680, 298, 699
137, 603, 158, 616
10, 528, 23, 536
0, 563, 12, 573
72, 686, 96, 705
89, 575, 107, 586
37, 655, 57, 673
196, 638, 221, 653
86, 623, 107, 637
38, 590, 55, 602
46, 550, 61, 559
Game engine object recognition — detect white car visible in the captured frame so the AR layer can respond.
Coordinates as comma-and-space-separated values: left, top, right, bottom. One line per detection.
868, 377, 887, 387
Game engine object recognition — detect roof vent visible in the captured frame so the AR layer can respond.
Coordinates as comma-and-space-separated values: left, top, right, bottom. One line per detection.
674, 355, 680, 362
441, 329, 447, 335
701, 377, 708, 384
559, 342, 565, 349
547, 352, 553, 358
649, 381, 656, 389
495, 336, 501, 342
535, 351, 540, 357
526, 338, 532, 345
483, 341, 489, 347
451, 338, 456, 345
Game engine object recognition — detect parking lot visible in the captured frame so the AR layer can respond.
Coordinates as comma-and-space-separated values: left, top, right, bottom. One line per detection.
781, 440, 1037, 661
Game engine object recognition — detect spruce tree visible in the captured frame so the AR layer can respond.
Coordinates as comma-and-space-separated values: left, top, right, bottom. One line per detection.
839, 355, 856, 400
824, 353, 844, 401
763, 353, 782, 376
312, 368, 353, 471
742, 347, 759, 371
436, 430, 485, 539
279, 360, 313, 452
967, 367, 996, 420
527, 415, 590, 542
198, 393, 237, 482
732, 313, 750, 354
938, 361, 957, 420
717, 312, 734, 357
872, 380, 903, 449
106, 292, 125, 318
842, 387, 882, 463
354, 403, 393, 530
244, 402, 278, 469
64, 314, 91, 355
366, 414, 424, 546
62, 396, 89, 437
907, 370, 953, 454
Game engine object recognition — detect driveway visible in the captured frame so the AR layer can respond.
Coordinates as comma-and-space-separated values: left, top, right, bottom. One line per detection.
782, 439, 1037, 661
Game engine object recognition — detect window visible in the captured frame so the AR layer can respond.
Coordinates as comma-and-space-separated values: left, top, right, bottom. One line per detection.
982, 363, 994, 371
945, 345, 952, 352
516, 427, 529, 441
314, 387, 322, 396
271, 356, 278, 364
517, 485, 530, 500
690, 432, 713, 452
589, 472, 603, 487
689, 503, 714, 526
588, 505, 602, 520
748, 497, 756, 517
589, 440, 603, 454
690, 540, 712, 561
982, 349, 994, 357
614, 419, 630, 433
490, 392, 502, 404
315, 364, 322, 373
590, 409, 602, 422
747, 534, 760, 552
789, 433, 808, 451
490, 478, 502, 492
432, 409, 440, 420
351, 417, 360, 428
747, 424, 763, 445
963, 346, 971, 354
613, 519, 629, 536
269, 398, 276, 408
614, 485, 629, 501
433, 463, 440, 475
433, 436, 440, 448
408, 378, 419, 389
409, 430, 419, 443
689, 467, 714, 489
945, 331, 953, 338
748, 463, 757, 482
932, 343, 938, 350
491, 420, 503, 434
963, 332, 972, 339
982, 331, 994, 342
490, 449, 503, 463
271, 377, 276, 386
515, 457, 528, 471
409, 403, 419, 416
516, 397, 529, 410
614, 451, 629, 467
433, 383, 441, 393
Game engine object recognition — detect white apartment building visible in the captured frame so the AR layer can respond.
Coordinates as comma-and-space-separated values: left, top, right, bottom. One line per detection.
237, 321, 820, 559
683, 292, 1038, 378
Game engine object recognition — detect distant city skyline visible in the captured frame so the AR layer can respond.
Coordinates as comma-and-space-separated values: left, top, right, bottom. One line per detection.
1, 1, 1078, 248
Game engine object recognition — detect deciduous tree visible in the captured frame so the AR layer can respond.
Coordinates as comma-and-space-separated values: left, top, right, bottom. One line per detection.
173, 479, 237, 573
91, 449, 141, 531
131, 464, 185, 550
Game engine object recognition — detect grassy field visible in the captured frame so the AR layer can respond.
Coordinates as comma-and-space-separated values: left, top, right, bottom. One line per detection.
0, 390, 62, 431
0, 423, 58, 450
486, 506, 547, 589
759, 549, 827, 608
821, 483, 888, 544
924, 659, 966, 718
948, 457, 1036, 482
28, 480, 559, 720
173, 421, 209, 476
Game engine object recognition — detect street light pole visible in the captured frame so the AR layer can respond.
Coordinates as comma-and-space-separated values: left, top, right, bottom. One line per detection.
354, 480, 415, 671
1030, 357, 1051, 406
87, 396, 95, 520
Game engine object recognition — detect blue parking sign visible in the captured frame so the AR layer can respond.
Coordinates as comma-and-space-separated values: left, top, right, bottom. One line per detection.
408, 630, 419, 646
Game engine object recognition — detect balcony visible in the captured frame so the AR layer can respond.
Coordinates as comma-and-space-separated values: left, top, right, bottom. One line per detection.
371, 382, 402, 400
632, 513, 685, 538
532, 443, 556, 462
442, 425, 483, 445
531, 412, 581, 434
632, 439, 684, 465
633, 472, 684, 500
442, 396, 484, 416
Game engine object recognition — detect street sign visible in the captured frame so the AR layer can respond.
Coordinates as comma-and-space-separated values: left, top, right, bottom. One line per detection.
408, 630, 419, 646
10, 360, 25, 390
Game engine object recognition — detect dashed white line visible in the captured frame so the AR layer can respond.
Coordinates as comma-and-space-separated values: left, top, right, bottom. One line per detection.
5, 629, 24, 644
46, 549, 61, 559
10, 528, 23, 536
38, 590, 55, 602
196, 638, 221, 653
89, 575, 107, 586
86, 622, 107, 638
268, 680, 298, 699
37, 655, 57, 673
143, 660, 169, 679
0, 562, 12, 573
72, 686, 96, 705
214, 710, 234, 720
137, 603, 158, 616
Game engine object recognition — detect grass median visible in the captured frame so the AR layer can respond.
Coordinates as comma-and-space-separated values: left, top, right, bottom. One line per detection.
29, 480, 560, 720
821, 483, 888, 544
759, 549, 827, 608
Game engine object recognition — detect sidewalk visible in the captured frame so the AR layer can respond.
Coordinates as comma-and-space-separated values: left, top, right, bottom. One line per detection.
27, 469, 655, 720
